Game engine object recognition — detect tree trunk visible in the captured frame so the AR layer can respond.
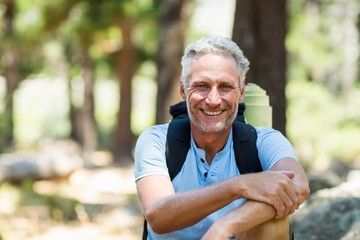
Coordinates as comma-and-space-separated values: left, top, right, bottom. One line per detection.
3, 48, 18, 149
68, 76, 82, 144
232, 0, 287, 135
80, 45, 98, 161
112, 20, 136, 165
61, 41, 83, 145
155, 0, 191, 124
2, 0, 19, 148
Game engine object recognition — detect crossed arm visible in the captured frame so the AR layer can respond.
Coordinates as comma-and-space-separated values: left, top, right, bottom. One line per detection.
136, 157, 309, 235
201, 158, 309, 239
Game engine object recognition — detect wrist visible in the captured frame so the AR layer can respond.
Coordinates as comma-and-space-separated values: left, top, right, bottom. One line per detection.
230, 175, 245, 199
212, 218, 236, 239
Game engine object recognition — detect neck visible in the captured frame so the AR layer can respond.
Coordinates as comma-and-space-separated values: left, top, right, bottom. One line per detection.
191, 127, 231, 164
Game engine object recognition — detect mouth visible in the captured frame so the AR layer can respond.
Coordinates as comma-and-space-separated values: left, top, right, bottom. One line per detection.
202, 109, 224, 116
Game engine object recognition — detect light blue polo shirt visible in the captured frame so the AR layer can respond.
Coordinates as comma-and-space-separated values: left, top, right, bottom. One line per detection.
134, 123, 296, 240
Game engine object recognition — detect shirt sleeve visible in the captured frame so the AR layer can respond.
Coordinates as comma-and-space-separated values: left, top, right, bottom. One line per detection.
256, 127, 297, 170
134, 124, 170, 182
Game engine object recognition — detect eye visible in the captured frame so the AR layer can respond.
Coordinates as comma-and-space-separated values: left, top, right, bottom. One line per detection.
193, 83, 210, 90
219, 84, 234, 91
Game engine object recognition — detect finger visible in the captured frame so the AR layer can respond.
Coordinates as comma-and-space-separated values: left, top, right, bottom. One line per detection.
277, 191, 293, 218
272, 194, 286, 219
284, 182, 301, 209
286, 188, 300, 214
280, 171, 295, 179
279, 186, 300, 217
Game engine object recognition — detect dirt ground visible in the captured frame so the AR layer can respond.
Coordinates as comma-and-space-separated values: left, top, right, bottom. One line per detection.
0, 165, 143, 240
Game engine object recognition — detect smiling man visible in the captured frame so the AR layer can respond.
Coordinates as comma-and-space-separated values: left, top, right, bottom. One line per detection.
134, 36, 309, 240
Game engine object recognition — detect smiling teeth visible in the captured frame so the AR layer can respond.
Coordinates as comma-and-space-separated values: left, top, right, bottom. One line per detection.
204, 111, 222, 116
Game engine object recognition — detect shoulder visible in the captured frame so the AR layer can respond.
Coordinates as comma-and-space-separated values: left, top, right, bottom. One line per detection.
135, 123, 169, 157
134, 123, 170, 181
138, 123, 169, 141
254, 126, 293, 149
255, 127, 286, 142
254, 127, 297, 169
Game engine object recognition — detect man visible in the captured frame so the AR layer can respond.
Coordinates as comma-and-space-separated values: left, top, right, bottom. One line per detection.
134, 36, 309, 240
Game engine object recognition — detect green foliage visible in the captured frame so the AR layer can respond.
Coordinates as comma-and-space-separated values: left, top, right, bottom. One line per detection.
286, 0, 360, 171
19, 179, 79, 222
0, 0, 45, 78
287, 1, 342, 85
287, 76, 360, 170
15, 0, 45, 40
4, 0, 359, 174
0, 0, 162, 150
0, 179, 79, 222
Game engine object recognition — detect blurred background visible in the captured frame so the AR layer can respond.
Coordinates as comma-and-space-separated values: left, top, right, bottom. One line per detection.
0, 0, 360, 239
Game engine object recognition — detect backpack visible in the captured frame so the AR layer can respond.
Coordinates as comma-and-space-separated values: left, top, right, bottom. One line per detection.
142, 101, 262, 239
166, 101, 262, 180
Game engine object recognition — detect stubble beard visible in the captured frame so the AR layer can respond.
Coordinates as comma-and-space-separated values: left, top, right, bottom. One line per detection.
188, 106, 238, 134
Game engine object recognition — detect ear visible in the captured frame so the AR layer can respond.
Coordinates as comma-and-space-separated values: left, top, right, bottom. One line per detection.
180, 83, 186, 100
239, 81, 246, 102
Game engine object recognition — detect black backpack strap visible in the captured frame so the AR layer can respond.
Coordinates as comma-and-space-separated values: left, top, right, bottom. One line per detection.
165, 101, 191, 180
166, 117, 191, 180
142, 219, 148, 240
169, 101, 188, 119
232, 121, 262, 174
235, 102, 246, 123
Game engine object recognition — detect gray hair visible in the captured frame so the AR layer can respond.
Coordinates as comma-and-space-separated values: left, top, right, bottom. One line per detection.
180, 36, 250, 87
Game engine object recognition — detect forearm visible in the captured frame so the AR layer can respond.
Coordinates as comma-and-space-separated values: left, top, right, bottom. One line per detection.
229, 200, 276, 233
203, 200, 276, 239
142, 177, 239, 234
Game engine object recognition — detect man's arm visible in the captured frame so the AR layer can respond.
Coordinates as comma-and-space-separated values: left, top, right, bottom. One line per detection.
136, 165, 300, 234
201, 157, 310, 239
137, 175, 239, 234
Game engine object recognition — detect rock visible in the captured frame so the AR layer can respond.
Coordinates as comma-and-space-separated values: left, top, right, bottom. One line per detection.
328, 159, 352, 179
0, 140, 84, 182
291, 170, 360, 240
308, 171, 342, 195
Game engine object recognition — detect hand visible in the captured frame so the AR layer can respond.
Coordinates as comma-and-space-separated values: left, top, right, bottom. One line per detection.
238, 171, 300, 218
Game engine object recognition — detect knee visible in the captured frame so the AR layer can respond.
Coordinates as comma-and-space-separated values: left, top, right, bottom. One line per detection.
237, 217, 290, 240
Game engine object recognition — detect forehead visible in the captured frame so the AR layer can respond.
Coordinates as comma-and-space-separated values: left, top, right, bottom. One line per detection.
189, 54, 239, 84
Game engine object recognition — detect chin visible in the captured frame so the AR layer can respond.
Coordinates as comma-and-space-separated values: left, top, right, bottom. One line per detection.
199, 123, 229, 134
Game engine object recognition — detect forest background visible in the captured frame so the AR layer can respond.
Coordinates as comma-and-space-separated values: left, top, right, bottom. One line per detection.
0, 0, 360, 239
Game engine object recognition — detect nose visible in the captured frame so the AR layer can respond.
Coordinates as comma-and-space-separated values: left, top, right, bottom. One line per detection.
205, 86, 221, 106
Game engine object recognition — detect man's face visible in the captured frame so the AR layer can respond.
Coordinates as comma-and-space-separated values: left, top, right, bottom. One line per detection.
181, 54, 244, 134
